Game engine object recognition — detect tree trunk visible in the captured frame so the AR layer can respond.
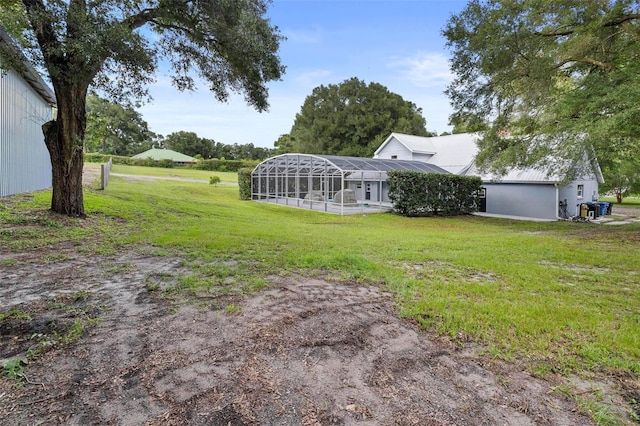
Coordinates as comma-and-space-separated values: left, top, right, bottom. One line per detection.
43, 83, 88, 217
616, 192, 623, 204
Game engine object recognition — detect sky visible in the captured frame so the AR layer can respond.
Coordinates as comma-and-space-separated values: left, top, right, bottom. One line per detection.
137, 0, 469, 149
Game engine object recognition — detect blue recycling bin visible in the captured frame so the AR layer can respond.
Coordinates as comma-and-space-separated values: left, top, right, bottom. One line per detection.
598, 202, 609, 216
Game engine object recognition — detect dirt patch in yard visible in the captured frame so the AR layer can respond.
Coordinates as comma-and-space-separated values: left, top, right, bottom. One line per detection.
0, 239, 612, 426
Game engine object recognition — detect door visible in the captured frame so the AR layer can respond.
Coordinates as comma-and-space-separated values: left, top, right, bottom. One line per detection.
479, 187, 487, 212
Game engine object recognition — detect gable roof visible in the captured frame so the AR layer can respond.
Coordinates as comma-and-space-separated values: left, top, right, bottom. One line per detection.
0, 27, 56, 106
132, 148, 196, 163
375, 132, 479, 174
375, 133, 437, 155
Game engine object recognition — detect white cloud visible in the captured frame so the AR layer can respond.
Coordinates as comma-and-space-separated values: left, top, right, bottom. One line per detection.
388, 52, 453, 89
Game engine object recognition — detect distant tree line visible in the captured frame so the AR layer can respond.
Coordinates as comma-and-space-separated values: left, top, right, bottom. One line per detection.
85, 94, 274, 161
162, 131, 274, 161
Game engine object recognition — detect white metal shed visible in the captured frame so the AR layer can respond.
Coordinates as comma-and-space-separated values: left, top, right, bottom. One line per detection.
1, 27, 56, 197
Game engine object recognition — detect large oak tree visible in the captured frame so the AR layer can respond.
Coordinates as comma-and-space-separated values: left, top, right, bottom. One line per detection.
3, 0, 284, 215
163, 131, 215, 159
85, 94, 154, 156
286, 77, 433, 157
444, 0, 640, 181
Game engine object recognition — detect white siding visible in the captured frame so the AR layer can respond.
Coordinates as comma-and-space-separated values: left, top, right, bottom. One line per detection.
412, 152, 433, 163
0, 63, 53, 197
558, 179, 600, 217
373, 137, 412, 160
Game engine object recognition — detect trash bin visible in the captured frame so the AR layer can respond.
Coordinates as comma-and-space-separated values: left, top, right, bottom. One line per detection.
598, 202, 608, 217
606, 202, 613, 215
586, 202, 599, 219
580, 203, 589, 218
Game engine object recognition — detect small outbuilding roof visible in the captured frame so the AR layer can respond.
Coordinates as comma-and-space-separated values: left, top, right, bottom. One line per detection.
132, 148, 196, 163
253, 153, 448, 177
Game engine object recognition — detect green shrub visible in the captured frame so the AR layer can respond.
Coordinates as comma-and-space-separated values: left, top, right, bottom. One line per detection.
157, 159, 174, 168
84, 153, 173, 168
238, 168, 253, 200
85, 153, 260, 171
209, 176, 221, 185
194, 159, 258, 172
388, 170, 482, 216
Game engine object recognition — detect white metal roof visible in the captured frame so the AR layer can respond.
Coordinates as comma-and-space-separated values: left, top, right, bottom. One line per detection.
375, 132, 479, 174
0, 27, 56, 106
464, 163, 563, 183
376, 132, 594, 184
376, 133, 437, 155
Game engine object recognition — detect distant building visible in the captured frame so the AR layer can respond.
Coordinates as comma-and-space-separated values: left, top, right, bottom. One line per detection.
132, 148, 197, 166
0, 27, 56, 197
375, 133, 604, 220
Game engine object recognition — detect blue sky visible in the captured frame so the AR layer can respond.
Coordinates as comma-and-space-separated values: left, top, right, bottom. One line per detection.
138, 0, 468, 148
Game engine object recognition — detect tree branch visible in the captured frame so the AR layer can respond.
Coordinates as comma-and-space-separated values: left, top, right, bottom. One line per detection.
147, 18, 220, 47
122, 7, 161, 31
21, 0, 63, 70
535, 13, 640, 37
555, 56, 614, 71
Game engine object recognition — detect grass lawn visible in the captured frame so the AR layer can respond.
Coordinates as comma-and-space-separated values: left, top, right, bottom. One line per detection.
3, 167, 639, 420
601, 196, 640, 209
97, 163, 239, 183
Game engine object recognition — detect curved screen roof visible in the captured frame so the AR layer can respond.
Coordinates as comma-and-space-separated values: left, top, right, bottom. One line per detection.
254, 153, 449, 175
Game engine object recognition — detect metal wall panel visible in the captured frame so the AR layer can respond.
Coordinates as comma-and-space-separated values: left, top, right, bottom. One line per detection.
484, 183, 558, 220
0, 58, 53, 197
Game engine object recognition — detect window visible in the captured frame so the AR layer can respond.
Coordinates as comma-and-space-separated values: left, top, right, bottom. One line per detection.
391, 155, 398, 159
577, 184, 584, 198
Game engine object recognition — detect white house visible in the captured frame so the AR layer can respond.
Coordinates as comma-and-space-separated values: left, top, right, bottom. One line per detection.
374, 132, 604, 220
0, 27, 55, 197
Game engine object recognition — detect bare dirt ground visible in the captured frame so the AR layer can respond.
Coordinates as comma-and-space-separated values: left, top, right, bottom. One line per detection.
0, 240, 597, 426
1, 169, 636, 425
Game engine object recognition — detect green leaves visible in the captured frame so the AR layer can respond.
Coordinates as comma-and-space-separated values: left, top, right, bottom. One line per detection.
387, 171, 482, 217
237, 167, 252, 200
14, 0, 284, 215
85, 94, 154, 156
164, 131, 214, 159
444, 0, 640, 181
287, 77, 433, 157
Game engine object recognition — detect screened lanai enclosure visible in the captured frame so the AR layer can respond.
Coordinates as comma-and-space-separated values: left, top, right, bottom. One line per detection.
251, 154, 448, 215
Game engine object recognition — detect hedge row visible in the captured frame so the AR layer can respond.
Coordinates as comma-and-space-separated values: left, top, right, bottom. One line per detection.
84, 153, 258, 172
238, 168, 252, 200
192, 159, 259, 172
387, 171, 482, 216
84, 153, 174, 168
